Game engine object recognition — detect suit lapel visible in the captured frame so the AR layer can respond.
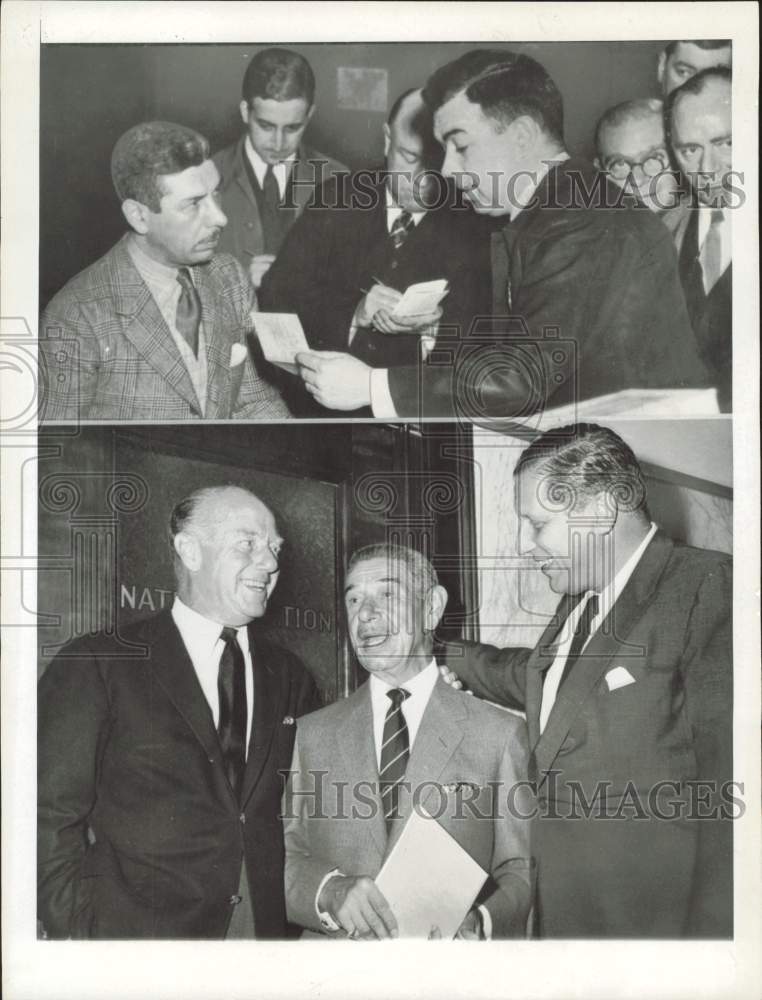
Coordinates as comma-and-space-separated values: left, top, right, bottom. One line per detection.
111, 238, 202, 413
386, 679, 466, 853
533, 532, 675, 784
148, 611, 222, 767
291, 147, 321, 213
523, 593, 577, 748
339, 684, 387, 856
240, 633, 284, 808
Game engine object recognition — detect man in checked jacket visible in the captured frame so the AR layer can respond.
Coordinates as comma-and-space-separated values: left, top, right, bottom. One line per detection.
39, 121, 288, 422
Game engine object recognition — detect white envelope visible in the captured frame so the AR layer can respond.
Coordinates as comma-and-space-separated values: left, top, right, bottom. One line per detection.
604, 666, 636, 691
374, 806, 487, 939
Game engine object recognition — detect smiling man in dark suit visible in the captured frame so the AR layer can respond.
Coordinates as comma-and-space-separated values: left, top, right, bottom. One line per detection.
443, 423, 733, 938
38, 485, 319, 939
39, 121, 288, 421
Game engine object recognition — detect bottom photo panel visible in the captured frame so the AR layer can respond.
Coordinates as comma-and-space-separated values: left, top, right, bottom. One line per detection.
36, 417, 734, 942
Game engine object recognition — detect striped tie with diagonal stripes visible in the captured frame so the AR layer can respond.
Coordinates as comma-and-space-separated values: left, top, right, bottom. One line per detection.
379, 687, 411, 830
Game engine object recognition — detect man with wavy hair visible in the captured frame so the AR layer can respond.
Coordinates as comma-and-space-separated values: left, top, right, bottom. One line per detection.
40, 121, 288, 421
444, 422, 733, 938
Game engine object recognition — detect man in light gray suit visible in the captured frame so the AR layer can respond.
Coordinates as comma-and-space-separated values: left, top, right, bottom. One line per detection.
284, 544, 533, 940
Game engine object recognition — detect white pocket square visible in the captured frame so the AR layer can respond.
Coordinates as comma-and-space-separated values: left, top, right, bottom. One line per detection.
605, 666, 636, 692
230, 343, 248, 368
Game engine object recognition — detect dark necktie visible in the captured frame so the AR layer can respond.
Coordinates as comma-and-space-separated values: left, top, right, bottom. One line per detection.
218, 626, 248, 800
259, 165, 282, 254
175, 267, 201, 357
700, 209, 725, 295
388, 210, 414, 252
558, 593, 600, 689
379, 688, 411, 830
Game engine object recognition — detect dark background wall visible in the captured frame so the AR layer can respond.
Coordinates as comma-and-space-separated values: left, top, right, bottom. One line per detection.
37, 422, 476, 702
40, 39, 667, 307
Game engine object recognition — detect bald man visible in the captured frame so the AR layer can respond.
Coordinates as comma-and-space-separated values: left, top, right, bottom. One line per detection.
594, 99, 681, 213
259, 88, 492, 415
38, 485, 319, 939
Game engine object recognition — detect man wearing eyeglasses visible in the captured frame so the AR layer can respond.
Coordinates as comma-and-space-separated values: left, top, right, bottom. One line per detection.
594, 98, 682, 214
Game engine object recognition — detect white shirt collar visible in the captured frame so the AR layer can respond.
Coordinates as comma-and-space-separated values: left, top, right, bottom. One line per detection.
244, 137, 296, 194
556, 523, 657, 646
597, 522, 658, 619
172, 596, 250, 657
508, 152, 571, 221
384, 184, 425, 231
369, 658, 439, 763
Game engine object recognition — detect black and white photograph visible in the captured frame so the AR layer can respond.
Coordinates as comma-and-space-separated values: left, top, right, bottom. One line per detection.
0, 3, 759, 1000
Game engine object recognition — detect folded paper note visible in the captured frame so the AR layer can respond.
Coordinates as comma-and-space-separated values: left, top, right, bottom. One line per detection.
390, 279, 449, 320
375, 807, 487, 939
250, 312, 309, 374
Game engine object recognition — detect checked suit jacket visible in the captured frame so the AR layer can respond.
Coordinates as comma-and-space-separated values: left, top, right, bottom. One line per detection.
37, 609, 319, 939
39, 234, 289, 421
284, 675, 534, 938
444, 531, 733, 939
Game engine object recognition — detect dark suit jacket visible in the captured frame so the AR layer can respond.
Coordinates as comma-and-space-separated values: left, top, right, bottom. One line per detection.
213, 138, 348, 268
37, 610, 319, 939
663, 199, 732, 411
386, 159, 711, 418
258, 174, 493, 414
39, 235, 289, 421
284, 676, 533, 938
444, 531, 732, 938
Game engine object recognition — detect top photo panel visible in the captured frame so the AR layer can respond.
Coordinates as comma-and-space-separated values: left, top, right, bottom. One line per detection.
38, 39, 735, 424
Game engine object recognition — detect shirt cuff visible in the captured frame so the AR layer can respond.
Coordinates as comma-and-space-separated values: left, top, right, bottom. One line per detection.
315, 869, 343, 931
369, 368, 398, 418
478, 904, 493, 940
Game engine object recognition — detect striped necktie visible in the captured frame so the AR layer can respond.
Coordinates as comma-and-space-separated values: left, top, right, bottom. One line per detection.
379, 687, 411, 830
389, 211, 414, 252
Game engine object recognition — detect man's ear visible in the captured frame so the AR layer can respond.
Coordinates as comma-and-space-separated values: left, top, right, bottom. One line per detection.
588, 490, 618, 536
424, 585, 448, 633
239, 99, 251, 127
383, 122, 391, 158
121, 198, 152, 235
305, 103, 315, 124
173, 531, 202, 572
657, 51, 666, 87
510, 115, 539, 154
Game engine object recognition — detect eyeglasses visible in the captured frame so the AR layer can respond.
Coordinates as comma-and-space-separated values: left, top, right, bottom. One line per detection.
604, 150, 671, 181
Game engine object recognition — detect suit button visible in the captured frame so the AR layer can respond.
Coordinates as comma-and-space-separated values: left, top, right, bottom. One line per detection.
230, 894, 242, 906
239, 813, 246, 824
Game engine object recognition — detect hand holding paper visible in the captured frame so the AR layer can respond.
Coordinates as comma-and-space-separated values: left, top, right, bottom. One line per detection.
296, 351, 372, 410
